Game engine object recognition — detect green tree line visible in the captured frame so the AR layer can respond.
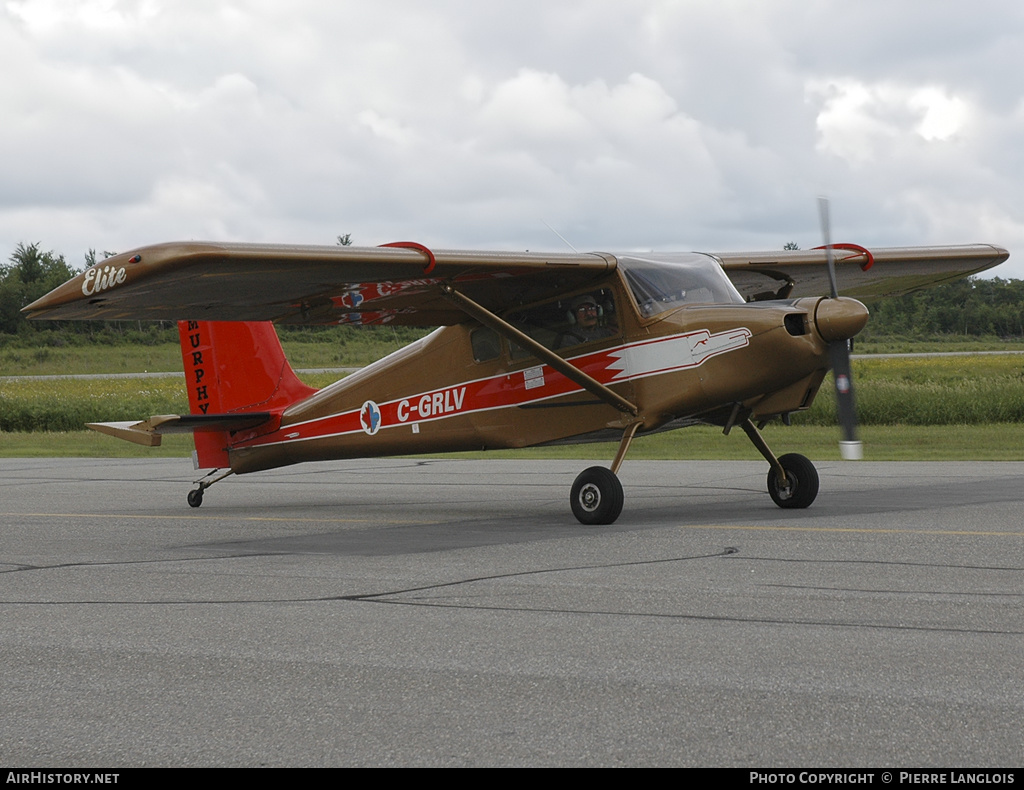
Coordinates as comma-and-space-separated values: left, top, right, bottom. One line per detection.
0, 241, 424, 349
0, 243, 175, 346
3, 242, 1024, 344
859, 277, 1024, 340
1, 243, 79, 335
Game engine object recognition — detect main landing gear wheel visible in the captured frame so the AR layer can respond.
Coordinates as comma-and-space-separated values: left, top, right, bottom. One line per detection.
187, 488, 204, 508
767, 453, 819, 509
570, 466, 624, 525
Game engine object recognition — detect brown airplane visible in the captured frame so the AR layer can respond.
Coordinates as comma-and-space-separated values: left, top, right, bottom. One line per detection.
23, 232, 1008, 524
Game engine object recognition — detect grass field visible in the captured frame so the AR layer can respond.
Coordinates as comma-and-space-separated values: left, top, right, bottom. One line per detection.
4, 338, 1024, 459
4, 333, 1024, 377
0, 334, 420, 376
3, 423, 1023, 461
5, 355, 1024, 430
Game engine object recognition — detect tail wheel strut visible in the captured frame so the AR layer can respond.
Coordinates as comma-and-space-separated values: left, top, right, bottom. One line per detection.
187, 468, 233, 508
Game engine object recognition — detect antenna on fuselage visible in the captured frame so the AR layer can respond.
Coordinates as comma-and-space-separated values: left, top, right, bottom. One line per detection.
541, 221, 579, 253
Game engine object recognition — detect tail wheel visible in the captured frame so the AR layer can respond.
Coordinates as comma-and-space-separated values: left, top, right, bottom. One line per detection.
570, 466, 624, 525
187, 488, 204, 508
767, 453, 819, 509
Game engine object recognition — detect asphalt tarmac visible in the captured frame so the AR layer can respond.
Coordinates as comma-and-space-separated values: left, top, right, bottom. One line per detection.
1, 457, 1021, 767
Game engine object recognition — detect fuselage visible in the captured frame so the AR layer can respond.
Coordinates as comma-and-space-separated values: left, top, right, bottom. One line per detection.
224, 254, 866, 474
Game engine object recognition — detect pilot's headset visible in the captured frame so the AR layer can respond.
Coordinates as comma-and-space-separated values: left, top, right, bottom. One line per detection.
566, 294, 603, 326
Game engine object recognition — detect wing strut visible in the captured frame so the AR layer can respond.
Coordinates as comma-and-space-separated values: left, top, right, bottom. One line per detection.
440, 284, 638, 416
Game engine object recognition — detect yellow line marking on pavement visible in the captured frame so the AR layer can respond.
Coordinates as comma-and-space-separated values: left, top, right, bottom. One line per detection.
0, 512, 429, 525
684, 524, 1024, 538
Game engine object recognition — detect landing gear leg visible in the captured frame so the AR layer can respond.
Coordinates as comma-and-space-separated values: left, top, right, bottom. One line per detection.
739, 419, 819, 509
187, 468, 234, 508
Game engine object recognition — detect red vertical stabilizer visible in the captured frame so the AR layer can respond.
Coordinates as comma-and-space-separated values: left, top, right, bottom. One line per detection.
177, 321, 318, 468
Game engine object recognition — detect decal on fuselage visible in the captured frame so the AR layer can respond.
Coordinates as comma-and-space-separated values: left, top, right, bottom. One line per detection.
185, 320, 210, 414
605, 327, 751, 382
359, 400, 382, 435
523, 367, 545, 390
396, 387, 467, 423
238, 327, 751, 448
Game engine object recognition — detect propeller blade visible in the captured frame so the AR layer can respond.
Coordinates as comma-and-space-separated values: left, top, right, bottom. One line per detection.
817, 196, 839, 299
817, 196, 862, 460
828, 339, 863, 460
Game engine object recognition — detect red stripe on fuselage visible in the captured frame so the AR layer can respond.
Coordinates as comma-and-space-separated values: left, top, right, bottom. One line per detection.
234, 328, 749, 448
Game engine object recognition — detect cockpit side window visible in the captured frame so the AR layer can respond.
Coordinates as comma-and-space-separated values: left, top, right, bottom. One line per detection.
505, 288, 618, 360
470, 326, 501, 362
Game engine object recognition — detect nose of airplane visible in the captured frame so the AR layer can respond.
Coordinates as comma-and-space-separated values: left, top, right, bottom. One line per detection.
814, 297, 869, 342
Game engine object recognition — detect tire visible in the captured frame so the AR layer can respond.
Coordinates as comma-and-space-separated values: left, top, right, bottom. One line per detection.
570, 466, 624, 525
187, 488, 204, 508
767, 453, 819, 509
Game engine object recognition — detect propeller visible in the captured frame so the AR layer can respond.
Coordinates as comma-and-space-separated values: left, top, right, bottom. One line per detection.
816, 196, 863, 461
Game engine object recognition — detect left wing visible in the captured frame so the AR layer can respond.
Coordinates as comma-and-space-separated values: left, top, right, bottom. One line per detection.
23, 241, 616, 326
714, 244, 1009, 301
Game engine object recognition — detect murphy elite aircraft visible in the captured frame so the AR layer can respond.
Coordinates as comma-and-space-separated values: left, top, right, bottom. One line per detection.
23, 221, 1007, 524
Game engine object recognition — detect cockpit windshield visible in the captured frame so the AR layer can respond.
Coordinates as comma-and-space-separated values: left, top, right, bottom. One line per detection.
618, 252, 745, 317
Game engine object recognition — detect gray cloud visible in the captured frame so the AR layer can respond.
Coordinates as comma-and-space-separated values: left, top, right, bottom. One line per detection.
2, 0, 1021, 278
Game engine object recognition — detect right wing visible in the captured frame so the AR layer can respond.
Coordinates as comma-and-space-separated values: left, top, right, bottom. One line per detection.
22, 241, 615, 326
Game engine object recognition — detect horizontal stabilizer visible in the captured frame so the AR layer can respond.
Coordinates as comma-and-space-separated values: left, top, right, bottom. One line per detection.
87, 412, 273, 446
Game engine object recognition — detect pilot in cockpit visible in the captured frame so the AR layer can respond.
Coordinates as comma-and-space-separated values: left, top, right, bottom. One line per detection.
558, 294, 617, 347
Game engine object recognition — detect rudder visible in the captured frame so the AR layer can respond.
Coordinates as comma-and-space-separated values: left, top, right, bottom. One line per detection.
178, 321, 317, 468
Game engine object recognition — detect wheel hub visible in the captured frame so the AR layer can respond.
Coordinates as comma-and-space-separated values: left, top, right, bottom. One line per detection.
579, 483, 601, 512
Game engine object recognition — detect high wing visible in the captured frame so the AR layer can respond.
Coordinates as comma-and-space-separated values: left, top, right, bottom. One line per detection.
715, 244, 1009, 302
22, 241, 616, 326
22, 240, 1009, 324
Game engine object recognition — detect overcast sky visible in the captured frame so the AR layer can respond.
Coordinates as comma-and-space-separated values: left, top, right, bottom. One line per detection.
3, 0, 1023, 278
